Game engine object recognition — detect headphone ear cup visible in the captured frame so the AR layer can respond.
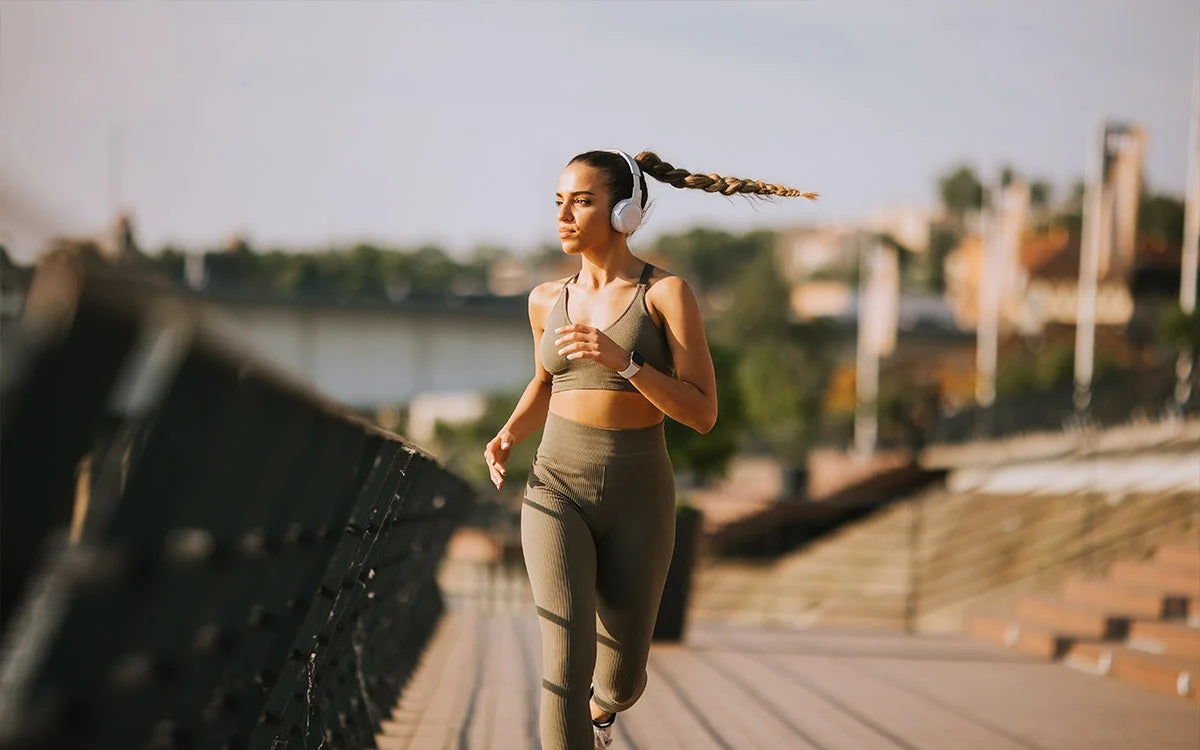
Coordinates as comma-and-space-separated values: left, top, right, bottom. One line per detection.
610, 200, 643, 234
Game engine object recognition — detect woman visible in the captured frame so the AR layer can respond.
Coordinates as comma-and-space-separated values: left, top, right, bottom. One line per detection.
483, 150, 814, 749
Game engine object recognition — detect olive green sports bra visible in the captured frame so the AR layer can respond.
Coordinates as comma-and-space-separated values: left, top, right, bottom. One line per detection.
540, 263, 674, 393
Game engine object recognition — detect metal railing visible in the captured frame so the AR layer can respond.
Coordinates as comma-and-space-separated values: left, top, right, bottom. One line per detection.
0, 251, 474, 749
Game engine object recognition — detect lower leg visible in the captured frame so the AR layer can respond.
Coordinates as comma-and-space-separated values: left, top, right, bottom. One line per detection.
589, 689, 615, 724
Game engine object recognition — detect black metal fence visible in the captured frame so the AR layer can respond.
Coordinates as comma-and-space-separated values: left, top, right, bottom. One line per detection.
0, 252, 474, 749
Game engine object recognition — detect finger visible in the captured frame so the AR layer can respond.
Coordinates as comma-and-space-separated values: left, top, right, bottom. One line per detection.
553, 332, 589, 346
561, 342, 598, 358
554, 324, 591, 335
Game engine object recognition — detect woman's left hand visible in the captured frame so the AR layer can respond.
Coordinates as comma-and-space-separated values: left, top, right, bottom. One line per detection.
554, 325, 630, 371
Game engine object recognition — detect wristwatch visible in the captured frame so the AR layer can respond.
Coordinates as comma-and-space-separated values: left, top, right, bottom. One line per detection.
618, 350, 645, 379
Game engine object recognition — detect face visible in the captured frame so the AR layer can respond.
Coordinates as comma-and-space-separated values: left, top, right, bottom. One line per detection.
555, 162, 615, 254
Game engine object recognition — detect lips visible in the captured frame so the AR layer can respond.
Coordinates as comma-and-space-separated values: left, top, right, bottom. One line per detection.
558, 229, 577, 238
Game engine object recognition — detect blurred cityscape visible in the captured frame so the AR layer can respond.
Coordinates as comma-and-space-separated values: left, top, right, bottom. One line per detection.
3, 143, 1195, 492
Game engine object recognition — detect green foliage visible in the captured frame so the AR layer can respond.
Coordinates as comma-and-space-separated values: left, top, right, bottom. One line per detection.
432, 390, 541, 497
1029, 181, 1052, 208
1158, 305, 1200, 353
135, 239, 493, 301
735, 342, 818, 463
995, 339, 1125, 398
705, 247, 831, 464
938, 165, 984, 216
1139, 193, 1185, 243
651, 228, 774, 296
710, 247, 791, 346
923, 223, 960, 292
664, 342, 744, 481
996, 340, 1074, 396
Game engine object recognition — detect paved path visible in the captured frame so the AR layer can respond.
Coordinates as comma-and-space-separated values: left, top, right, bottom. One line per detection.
376, 608, 1200, 750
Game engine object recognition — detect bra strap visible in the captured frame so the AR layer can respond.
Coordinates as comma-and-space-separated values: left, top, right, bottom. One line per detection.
638, 262, 654, 287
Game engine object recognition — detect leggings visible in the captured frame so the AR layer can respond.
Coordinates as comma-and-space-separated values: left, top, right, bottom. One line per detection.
521, 412, 676, 750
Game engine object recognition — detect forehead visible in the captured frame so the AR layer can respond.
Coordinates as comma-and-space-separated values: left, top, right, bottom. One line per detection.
556, 162, 607, 195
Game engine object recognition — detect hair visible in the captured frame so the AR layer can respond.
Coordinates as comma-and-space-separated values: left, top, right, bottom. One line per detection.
567, 150, 818, 213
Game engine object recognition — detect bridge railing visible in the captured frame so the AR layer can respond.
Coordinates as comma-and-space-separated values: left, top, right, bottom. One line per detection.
0, 251, 475, 749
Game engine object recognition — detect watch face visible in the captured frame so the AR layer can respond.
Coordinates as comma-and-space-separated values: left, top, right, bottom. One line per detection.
631, 351, 646, 367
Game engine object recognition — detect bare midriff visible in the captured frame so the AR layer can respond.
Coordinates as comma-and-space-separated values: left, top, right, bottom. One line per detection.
548, 389, 665, 430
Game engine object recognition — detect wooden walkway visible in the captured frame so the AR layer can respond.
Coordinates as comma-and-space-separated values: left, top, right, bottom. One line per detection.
376, 607, 1200, 750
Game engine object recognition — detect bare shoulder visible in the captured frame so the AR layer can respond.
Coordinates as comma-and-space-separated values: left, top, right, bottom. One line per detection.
528, 277, 570, 327
645, 268, 697, 309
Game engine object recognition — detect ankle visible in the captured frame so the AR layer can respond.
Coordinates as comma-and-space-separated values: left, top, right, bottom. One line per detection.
589, 698, 615, 725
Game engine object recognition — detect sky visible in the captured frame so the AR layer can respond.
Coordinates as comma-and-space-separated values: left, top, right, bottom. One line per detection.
1, 0, 1197, 263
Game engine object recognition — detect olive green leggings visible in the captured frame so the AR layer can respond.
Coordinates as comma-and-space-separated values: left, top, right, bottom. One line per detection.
521, 412, 676, 750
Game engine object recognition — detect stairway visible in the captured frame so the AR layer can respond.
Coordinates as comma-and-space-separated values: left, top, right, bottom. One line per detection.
968, 543, 1200, 702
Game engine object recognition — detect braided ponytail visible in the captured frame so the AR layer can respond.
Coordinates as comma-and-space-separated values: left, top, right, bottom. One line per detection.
634, 151, 818, 201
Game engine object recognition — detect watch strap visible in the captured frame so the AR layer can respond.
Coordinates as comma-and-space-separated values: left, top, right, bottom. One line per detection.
618, 351, 644, 379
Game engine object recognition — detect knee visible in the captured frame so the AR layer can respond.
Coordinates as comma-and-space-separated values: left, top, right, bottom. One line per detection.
595, 671, 647, 713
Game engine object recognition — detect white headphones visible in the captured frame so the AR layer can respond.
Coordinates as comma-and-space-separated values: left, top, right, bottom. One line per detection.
607, 150, 644, 235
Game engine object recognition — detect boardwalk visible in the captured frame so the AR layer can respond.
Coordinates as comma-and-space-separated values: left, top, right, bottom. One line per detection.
377, 607, 1200, 750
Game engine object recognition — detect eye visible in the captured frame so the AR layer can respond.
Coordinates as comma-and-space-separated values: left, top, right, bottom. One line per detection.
575, 199, 590, 206
555, 200, 563, 206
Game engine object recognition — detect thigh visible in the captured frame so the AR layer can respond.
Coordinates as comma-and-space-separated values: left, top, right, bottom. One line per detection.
521, 482, 598, 648
593, 462, 676, 658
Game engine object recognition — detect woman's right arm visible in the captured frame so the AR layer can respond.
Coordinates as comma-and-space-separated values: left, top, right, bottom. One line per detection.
483, 281, 558, 490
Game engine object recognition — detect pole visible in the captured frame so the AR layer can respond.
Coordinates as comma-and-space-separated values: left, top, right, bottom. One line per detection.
855, 234, 879, 456
1075, 121, 1106, 413
1177, 27, 1200, 407
976, 174, 1003, 410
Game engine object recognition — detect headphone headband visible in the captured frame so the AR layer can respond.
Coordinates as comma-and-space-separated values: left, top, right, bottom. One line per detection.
607, 150, 643, 208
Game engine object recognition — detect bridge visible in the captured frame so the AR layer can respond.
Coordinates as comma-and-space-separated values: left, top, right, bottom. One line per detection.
1, 252, 1197, 749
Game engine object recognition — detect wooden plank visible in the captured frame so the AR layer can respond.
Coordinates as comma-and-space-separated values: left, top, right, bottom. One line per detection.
379, 610, 482, 750
708, 626, 1036, 750
652, 646, 820, 749
701, 647, 900, 749
384, 611, 1200, 750
861, 648, 1200, 750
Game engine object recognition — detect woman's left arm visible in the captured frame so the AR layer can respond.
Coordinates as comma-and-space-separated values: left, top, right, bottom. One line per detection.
555, 275, 717, 433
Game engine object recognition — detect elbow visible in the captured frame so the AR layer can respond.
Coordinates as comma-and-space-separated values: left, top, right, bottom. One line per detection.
694, 408, 717, 435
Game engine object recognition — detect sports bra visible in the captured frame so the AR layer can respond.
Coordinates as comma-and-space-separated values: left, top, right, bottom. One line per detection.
540, 263, 674, 393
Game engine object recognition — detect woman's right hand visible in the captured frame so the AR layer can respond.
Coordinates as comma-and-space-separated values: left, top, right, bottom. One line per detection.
483, 431, 514, 490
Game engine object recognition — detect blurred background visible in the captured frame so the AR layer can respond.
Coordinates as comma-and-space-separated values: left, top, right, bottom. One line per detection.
2, 2, 1199, 746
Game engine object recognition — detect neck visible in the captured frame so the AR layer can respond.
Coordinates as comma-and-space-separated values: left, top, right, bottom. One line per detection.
576, 238, 640, 287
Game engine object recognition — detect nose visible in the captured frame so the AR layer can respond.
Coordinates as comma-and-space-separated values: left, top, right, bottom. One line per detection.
557, 201, 572, 222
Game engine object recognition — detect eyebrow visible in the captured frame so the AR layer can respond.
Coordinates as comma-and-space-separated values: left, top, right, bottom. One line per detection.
555, 191, 596, 198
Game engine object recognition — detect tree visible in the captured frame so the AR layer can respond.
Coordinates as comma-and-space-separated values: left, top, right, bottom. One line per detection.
1029, 181, 1052, 209
1139, 192, 1185, 243
938, 165, 984, 219
652, 228, 774, 298
665, 342, 744, 481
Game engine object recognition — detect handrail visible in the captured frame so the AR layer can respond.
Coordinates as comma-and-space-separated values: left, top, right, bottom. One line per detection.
0, 251, 475, 749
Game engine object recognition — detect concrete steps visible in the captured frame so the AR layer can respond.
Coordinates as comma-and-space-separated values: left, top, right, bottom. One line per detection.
967, 542, 1200, 702
1060, 576, 1192, 620
1128, 619, 1200, 659
1156, 544, 1200, 572
1109, 560, 1200, 596
967, 613, 1079, 659
1065, 642, 1200, 703
1012, 597, 1132, 640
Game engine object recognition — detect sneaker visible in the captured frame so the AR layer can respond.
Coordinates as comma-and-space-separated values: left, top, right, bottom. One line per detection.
593, 719, 614, 749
